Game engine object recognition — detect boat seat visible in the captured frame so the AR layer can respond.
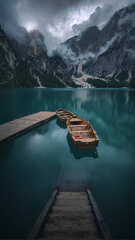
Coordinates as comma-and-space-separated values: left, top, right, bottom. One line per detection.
60, 114, 72, 116
73, 135, 83, 139
72, 130, 91, 132
81, 138, 96, 142
70, 125, 88, 127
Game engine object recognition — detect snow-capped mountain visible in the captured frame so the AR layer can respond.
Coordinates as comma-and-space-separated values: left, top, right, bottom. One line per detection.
0, 3, 135, 88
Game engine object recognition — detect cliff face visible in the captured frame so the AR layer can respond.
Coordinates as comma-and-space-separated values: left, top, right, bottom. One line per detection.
87, 4, 135, 88
0, 26, 17, 87
0, 4, 135, 88
63, 4, 135, 88
0, 27, 76, 88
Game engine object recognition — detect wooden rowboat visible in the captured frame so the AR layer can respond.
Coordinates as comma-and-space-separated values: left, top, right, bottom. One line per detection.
67, 117, 99, 148
56, 109, 76, 122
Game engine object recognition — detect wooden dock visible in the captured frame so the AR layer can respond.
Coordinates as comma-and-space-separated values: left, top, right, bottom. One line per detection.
28, 189, 112, 240
0, 112, 56, 143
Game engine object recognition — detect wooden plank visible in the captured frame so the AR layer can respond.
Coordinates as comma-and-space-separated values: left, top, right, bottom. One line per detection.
0, 111, 56, 143
87, 189, 112, 240
27, 189, 58, 240
43, 191, 100, 240
44, 237, 103, 240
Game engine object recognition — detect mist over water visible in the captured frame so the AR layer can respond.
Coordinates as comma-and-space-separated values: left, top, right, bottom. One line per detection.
0, 89, 135, 238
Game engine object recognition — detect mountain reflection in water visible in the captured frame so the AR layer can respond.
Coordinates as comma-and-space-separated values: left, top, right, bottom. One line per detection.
0, 89, 135, 239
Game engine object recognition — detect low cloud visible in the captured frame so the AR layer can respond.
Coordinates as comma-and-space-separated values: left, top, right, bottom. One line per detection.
0, 0, 135, 54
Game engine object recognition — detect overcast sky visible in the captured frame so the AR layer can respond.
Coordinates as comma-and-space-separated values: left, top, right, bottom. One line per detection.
0, 0, 135, 54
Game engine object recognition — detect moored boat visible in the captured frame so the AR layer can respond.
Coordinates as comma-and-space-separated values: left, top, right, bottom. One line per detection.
67, 117, 99, 148
56, 109, 76, 122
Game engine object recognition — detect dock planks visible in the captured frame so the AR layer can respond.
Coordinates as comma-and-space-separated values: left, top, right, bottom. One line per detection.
0, 111, 56, 143
28, 190, 112, 240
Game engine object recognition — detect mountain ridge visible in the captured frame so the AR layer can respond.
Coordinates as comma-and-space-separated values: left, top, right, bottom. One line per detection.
0, 4, 135, 88
59, 3, 135, 88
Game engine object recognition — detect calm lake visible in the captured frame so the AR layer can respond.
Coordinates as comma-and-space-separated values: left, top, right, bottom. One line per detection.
0, 88, 135, 239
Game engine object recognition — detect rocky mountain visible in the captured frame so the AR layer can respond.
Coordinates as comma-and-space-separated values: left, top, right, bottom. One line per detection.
0, 4, 135, 88
62, 3, 135, 88
0, 26, 76, 87
0, 25, 17, 87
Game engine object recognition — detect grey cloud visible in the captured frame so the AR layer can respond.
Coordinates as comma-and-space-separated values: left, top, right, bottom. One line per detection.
0, 0, 18, 26
0, 0, 134, 27
0, 0, 135, 54
73, 0, 135, 34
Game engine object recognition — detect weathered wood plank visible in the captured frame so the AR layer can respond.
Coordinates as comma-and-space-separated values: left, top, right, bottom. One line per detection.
42, 191, 101, 240
87, 189, 112, 240
28, 190, 112, 240
27, 189, 58, 240
0, 111, 56, 143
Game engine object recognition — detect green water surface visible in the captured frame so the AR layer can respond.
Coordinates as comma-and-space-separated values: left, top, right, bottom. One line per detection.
0, 88, 135, 239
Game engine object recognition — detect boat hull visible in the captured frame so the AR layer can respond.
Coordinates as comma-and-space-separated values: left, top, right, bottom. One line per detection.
67, 117, 99, 149
56, 109, 76, 122
70, 134, 99, 149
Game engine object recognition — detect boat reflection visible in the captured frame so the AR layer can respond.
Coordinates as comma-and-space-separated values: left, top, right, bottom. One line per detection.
67, 134, 98, 159
56, 118, 66, 129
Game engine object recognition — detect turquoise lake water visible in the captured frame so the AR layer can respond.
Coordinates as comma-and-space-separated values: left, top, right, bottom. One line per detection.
0, 88, 135, 239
